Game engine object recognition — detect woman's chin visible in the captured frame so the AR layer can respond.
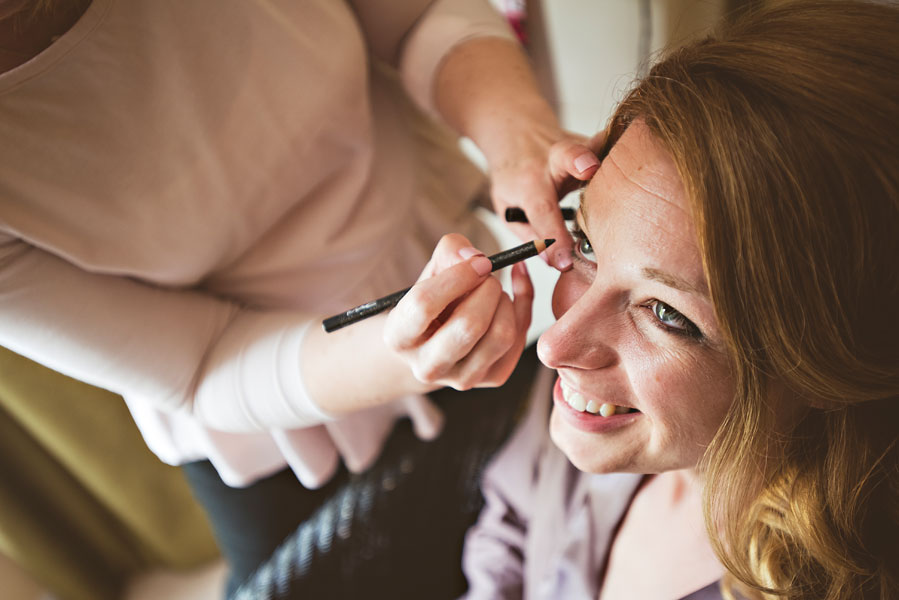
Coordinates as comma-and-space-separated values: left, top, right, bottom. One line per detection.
549, 410, 634, 474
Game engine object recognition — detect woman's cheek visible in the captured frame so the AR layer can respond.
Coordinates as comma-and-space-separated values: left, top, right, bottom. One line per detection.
551, 269, 590, 320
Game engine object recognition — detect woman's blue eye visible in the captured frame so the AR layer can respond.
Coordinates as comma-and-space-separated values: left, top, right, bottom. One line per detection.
648, 300, 701, 339
570, 226, 596, 264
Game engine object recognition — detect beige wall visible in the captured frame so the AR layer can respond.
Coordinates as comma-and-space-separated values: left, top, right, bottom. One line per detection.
527, 0, 726, 135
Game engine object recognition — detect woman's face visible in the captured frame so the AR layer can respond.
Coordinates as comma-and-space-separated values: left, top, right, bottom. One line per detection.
537, 121, 735, 475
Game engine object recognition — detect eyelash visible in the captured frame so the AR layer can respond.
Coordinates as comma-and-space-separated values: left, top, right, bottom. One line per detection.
568, 222, 594, 265
641, 300, 703, 340
568, 222, 703, 342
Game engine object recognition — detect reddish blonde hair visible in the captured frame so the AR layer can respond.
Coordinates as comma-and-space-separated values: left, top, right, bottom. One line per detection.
600, 2, 899, 598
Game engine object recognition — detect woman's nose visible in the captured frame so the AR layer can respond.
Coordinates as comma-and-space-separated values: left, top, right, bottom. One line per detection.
537, 287, 621, 371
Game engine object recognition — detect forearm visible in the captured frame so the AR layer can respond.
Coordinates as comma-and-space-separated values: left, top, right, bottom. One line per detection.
300, 313, 437, 416
434, 37, 562, 169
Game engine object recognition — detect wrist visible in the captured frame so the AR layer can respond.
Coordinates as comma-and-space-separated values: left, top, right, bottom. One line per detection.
302, 315, 438, 415
435, 36, 563, 167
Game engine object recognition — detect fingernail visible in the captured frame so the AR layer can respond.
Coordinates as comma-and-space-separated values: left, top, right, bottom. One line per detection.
555, 251, 573, 271
512, 262, 529, 294
458, 246, 485, 260
574, 152, 599, 173
470, 255, 493, 276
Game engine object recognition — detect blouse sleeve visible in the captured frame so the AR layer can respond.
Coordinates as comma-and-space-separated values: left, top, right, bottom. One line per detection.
0, 234, 333, 432
348, 0, 517, 116
460, 367, 554, 599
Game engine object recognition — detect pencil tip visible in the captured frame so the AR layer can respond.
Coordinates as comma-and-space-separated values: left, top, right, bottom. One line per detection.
534, 238, 555, 254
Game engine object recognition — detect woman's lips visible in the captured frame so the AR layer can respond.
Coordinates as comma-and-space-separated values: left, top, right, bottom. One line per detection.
552, 377, 641, 433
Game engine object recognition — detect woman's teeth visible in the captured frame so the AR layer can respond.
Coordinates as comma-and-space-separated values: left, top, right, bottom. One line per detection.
562, 383, 633, 417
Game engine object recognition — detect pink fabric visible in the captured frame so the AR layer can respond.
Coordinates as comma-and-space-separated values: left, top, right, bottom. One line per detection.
0, 0, 514, 488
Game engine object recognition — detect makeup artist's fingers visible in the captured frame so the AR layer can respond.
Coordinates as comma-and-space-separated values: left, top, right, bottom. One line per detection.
478, 262, 535, 385
548, 138, 600, 192
510, 261, 534, 333
492, 164, 571, 271
419, 262, 534, 390
439, 291, 518, 389
448, 263, 534, 388
384, 249, 492, 351
409, 276, 506, 384
491, 132, 600, 272
526, 138, 599, 267
414, 233, 478, 283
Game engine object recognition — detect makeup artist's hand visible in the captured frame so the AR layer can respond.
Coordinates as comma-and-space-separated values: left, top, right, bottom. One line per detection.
433, 36, 603, 272
487, 129, 604, 271
383, 234, 533, 391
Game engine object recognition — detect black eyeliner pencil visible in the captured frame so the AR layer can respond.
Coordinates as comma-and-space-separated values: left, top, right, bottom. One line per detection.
505, 206, 576, 223
322, 238, 556, 333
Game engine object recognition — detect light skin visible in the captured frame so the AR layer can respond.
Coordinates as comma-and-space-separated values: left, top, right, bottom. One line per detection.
535, 120, 733, 598
598, 468, 724, 600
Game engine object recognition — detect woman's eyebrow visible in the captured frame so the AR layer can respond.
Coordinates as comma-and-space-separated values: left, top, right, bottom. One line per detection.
578, 190, 706, 298
642, 267, 709, 298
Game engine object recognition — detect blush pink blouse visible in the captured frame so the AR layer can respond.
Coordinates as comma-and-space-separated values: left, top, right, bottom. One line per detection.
0, 0, 513, 487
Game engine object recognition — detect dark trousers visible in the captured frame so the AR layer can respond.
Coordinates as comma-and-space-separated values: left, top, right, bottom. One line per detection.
182, 345, 538, 599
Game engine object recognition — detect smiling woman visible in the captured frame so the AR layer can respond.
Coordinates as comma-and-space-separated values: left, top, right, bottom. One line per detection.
539, 120, 735, 479
436, 1, 899, 599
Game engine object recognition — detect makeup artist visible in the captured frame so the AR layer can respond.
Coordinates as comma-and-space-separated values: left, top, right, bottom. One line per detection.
0, 0, 599, 595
